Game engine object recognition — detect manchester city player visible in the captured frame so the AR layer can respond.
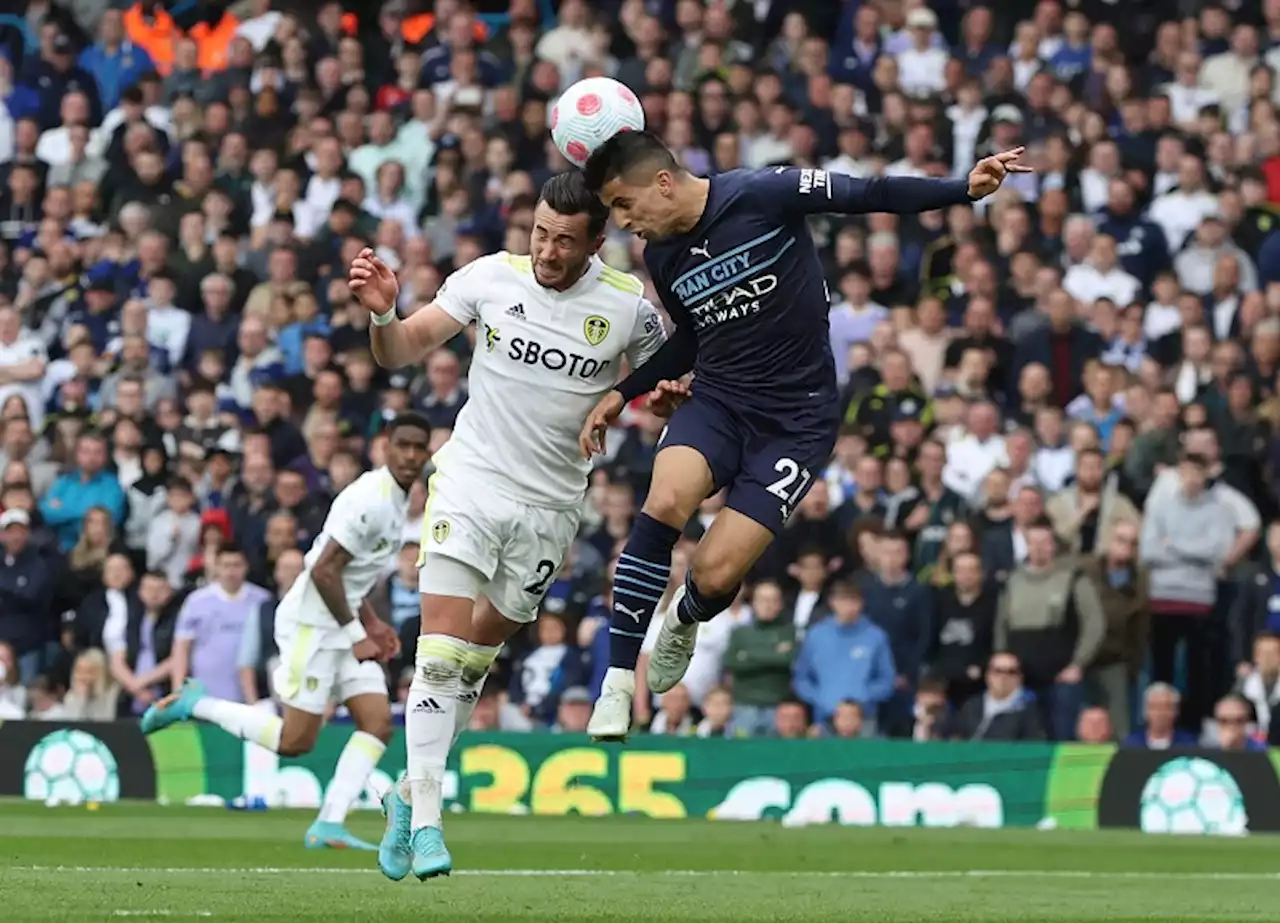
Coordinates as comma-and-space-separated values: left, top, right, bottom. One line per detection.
579, 131, 1029, 739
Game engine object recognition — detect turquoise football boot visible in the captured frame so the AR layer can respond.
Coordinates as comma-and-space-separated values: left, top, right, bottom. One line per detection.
410, 826, 452, 880
378, 787, 413, 880
140, 679, 205, 735
304, 820, 377, 851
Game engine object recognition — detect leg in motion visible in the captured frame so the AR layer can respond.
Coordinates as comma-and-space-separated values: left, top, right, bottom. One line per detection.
648, 508, 774, 693
399, 554, 484, 881
591, 445, 713, 740
308, 689, 392, 852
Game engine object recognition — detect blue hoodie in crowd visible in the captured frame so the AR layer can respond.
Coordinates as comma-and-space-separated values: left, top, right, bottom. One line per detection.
860, 574, 933, 685
793, 616, 896, 724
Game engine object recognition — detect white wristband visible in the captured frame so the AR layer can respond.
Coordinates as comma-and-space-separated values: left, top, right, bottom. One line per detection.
342, 620, 368, 645
370, 308, 397, 327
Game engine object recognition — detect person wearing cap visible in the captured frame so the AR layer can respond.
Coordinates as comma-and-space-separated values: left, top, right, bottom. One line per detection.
23, 27, 103, 131
896, 7, 947, 96
551, 685, 593, 733
0, 507, 59, 683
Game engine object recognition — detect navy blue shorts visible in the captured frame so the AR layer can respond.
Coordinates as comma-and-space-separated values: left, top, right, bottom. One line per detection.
659, 388, 840, 534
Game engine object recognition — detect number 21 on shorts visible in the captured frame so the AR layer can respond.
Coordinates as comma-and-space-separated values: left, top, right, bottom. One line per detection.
766, 457, 811, 523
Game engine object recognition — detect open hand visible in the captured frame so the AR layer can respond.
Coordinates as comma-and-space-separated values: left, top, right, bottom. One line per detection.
645, 379, 690, 418
348, 247, 399, 314
579, 390, 625, 458
967, 148, 1033, 200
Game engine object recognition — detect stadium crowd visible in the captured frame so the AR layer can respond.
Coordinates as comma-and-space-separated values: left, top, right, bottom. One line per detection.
2, 0, 1280, 753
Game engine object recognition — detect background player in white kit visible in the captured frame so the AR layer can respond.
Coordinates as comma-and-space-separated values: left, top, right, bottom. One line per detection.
140, 416, 430, 850
348, 172, 669, 882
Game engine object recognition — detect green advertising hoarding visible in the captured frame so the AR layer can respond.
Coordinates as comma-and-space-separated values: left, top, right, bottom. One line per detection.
9, 721, 1278, 835
150, 726, 1074, 827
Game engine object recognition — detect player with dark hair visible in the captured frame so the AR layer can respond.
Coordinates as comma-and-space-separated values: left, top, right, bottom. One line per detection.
141, 414, 431, 851
578, 130, 1028, 739
349, 169, 671, 880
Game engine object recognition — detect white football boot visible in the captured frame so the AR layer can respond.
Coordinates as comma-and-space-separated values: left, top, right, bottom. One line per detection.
646, 585, 698, 694
588, 667, 635, 741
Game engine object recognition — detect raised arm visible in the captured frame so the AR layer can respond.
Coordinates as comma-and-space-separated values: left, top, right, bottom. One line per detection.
348, 247, 466, 369
757, 149, 1031, 217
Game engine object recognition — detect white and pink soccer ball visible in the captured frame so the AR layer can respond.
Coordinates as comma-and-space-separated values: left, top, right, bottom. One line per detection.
550, 77, 646, 169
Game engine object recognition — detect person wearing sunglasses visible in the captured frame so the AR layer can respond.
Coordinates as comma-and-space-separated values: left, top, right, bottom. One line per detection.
1212, 695, 1267, 752
945, 651, 1046, 741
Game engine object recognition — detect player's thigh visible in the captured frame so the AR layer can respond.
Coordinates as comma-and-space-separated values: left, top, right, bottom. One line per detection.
487, 504, 581, 625
470, 595, 527, 649
645, 397, 738, 526
418, 551, 488, 638
272, 624, 339, 719
418, 476, 503, 637
727, 419, 838, 536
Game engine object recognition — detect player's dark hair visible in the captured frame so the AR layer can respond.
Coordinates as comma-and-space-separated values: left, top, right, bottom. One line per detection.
582, 130, 680, 193
386, 411, 432, 438
538, 171, 609, 238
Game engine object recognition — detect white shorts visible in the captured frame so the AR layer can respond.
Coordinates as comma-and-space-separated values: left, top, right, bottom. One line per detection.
417, 472, 580, 623
271, 621, 388, 715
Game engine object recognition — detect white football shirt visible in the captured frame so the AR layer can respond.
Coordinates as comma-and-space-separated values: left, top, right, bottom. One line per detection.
275, 467, 409, 638
432, 252, 667, 509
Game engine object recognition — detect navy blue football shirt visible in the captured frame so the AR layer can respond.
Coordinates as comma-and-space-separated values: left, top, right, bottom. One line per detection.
624, 168, 971, 410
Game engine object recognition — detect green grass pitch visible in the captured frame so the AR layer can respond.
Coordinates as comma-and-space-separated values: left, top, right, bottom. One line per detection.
1, 800, 1276, 922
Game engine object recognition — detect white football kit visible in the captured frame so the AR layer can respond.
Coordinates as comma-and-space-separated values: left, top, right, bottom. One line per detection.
273, 467, 409, 714
419, 251, 666, 621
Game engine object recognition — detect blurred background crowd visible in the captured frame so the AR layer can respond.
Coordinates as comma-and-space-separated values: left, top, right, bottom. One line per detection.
2, 0, 1280, 755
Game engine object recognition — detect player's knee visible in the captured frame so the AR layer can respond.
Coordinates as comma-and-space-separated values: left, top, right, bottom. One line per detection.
642, 482, 698, 526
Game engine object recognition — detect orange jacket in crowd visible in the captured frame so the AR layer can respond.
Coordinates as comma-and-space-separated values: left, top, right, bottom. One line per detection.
123, 3, 239, 77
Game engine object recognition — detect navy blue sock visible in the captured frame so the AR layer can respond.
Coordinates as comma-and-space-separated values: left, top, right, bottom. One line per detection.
676, 571, 740, 625
609, 513, 681, 669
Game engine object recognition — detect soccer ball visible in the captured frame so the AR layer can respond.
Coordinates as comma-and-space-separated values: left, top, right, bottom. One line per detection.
1138, 756, 1247, 836
23, 729, 121, 805
550, 77, 646, 168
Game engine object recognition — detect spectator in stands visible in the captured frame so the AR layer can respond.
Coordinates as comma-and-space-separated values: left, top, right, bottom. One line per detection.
1081, 520, 1149, 740
773, 699, 811, 740
0, 640, 27, 718
1141, 452, 1238, 730
38, 431, 125, 550
926, 550, 995, 709
862, 529, 932, 716
0, 508, 57, 682
1046, 448, 1141, 559
723, 578, 795, 737
1211, 694, 1267, 751
696, 686, 740, 738
946, 652, 1045, 742
794, 578, 895, 730
995, 516, 1106, 739
60, 647, 119, 721
1122, 683, 1198, 748
145, 476, 201, 588
1076, 707, 1115, 744
649, 684, 694, 736
238, 547, 304, 706
170, 544, 270, 704
550, 685, 593, 734
1233, 632, 1280, 746
103, 569, 176, 715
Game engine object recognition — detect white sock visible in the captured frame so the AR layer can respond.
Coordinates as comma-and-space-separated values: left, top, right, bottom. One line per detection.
406, 634, 466, 831
192, 698, 283, 751
453, 641, 501, 747
317, 730, 386, 825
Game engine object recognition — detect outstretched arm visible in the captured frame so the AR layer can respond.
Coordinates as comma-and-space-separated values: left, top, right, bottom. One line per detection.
760, 149, 1032, 216
349, 248, 465, 369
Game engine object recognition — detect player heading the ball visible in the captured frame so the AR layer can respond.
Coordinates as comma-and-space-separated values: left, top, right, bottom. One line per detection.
577, 129, 1030, 741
